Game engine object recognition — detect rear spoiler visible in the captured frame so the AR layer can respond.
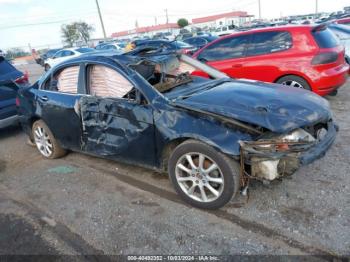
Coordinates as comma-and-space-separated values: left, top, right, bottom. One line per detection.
312, 23, 328, 32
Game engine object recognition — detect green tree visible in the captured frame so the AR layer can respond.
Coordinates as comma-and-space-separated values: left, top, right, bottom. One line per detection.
177, 18, 189, 28
5, 48, 29, 59
61, 21, 94, 47
75, 22, 94, 43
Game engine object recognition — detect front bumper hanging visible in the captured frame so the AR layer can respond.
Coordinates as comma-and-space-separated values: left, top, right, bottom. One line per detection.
238, 121, 338, 186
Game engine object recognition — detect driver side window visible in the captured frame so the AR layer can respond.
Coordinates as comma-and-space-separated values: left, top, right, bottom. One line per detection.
88, 65, 134, 99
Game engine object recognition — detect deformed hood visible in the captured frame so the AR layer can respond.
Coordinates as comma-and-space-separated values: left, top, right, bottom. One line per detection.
173, 80, 332, 133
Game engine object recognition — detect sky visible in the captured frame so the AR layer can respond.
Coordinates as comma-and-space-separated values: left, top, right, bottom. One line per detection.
0, 0, 349, 50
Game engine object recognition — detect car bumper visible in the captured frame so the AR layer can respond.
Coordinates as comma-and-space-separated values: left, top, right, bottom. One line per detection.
239, 121, 338, 180
312, 64, 349, 96
0, 115, 19, 129
299, 122, 338, 165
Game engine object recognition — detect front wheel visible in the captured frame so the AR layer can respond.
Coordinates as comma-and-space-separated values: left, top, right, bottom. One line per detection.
168, 140, 240, 209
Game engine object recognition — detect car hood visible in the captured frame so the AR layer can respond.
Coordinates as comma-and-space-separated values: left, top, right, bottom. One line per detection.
173, 80, 332, 133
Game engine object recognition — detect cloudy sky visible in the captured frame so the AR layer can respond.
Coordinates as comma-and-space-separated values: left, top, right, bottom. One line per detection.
0, 0, 349, 50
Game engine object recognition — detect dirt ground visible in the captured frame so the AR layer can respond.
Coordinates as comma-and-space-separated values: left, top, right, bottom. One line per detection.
0, 62, 349, 259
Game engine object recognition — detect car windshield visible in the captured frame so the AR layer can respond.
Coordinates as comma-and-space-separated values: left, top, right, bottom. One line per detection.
127, 53, 228, 98
76, 48, 95, 53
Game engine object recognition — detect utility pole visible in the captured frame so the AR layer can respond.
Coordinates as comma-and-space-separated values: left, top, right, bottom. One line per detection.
154, 16, 158, 25
165, 9, 169, 24
95, 0, 107, 39
315, 0, 319, 16
258, 0, 262, 20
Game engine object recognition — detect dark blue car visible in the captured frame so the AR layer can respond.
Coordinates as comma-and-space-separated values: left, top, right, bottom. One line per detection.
17, 51, 337, 209
0, 57, 28, 129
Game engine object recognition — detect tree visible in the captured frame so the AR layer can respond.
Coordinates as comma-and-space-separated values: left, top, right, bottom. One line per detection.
75, 22, 94, 43
61, 21, 94, 47
5, 48, 29, 60
177, 18, 189, 28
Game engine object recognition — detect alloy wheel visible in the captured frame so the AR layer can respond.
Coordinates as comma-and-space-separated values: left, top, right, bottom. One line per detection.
281, 80, 304, 89
34, 126, 53, 157
175, 153, 224, 203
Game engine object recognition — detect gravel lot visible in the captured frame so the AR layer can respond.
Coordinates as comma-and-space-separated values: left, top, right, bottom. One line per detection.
0, 62, 349, 258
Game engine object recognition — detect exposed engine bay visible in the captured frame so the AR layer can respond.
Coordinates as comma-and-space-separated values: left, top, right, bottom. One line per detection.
239, 122, 331, 185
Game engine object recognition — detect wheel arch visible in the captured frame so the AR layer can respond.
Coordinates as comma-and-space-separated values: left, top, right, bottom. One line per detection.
274, 73, 314, 91
160, 134, 241, 172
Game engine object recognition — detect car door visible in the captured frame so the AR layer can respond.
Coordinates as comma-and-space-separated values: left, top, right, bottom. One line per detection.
79, 63, 156, 166
34, 64, 84, 150
196, 34, 250, 79
243, 31, 293, 82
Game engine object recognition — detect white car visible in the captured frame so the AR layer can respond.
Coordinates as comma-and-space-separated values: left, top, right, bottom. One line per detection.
44, 47, 95, 71
212, 25, 237, 37
99, 43, 126, 51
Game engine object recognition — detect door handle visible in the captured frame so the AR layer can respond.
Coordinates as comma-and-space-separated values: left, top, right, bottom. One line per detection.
38, 96, 49, 102
232, 64, 243, 68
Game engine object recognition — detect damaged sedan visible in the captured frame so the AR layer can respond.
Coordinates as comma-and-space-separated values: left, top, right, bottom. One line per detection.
17, 50, 338, 209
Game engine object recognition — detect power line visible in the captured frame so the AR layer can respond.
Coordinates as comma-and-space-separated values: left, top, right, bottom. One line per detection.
0, 11, 96, 28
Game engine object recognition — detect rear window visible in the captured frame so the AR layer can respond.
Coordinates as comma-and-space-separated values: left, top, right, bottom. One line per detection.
312, 28, 339, 48
0, 57, 16, 75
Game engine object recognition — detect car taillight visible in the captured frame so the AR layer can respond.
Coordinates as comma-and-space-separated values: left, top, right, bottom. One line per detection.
15, 71, 29, 84
311, 52, 338, 65
15, 97, 20, 107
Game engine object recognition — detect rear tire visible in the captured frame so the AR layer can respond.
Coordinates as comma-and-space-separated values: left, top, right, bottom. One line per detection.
32, 120, 67, 159
276, 75, 311, 91
168, 140, 240, 209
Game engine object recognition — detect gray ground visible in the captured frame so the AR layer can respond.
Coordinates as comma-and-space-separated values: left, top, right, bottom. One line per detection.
0, 62, 349, 258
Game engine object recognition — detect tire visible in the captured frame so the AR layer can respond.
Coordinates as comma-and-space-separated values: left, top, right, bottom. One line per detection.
44, 64, 51, 72
32, 120, 67, 159
276, 75, 311, 91
168, 140, 240, 209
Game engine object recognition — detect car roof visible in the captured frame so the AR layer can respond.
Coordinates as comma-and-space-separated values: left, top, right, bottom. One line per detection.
216, 24, 316, 40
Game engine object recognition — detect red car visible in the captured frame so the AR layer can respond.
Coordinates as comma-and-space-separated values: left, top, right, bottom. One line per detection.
336, 17, 350, 26
192, 24, 349, 96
